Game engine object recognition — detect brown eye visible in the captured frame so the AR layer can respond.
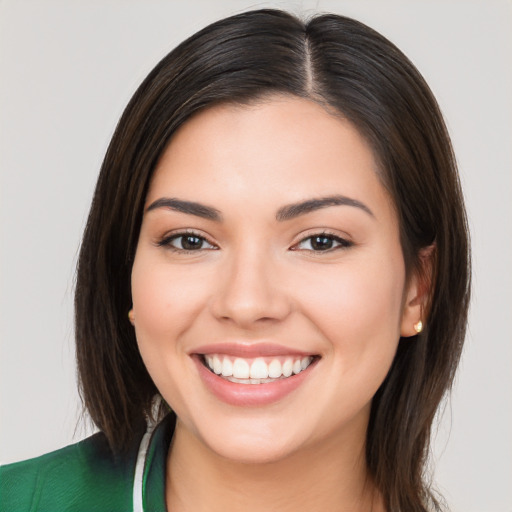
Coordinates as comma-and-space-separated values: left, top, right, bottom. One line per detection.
310, 235, 335, 251
159, 233, 217, 252
294, 233, 352, 252
178, 235, 205, 250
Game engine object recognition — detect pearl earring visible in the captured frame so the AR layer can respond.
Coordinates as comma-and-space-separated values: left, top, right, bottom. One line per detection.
128, 309, 135, 325
414, 320, 423, 333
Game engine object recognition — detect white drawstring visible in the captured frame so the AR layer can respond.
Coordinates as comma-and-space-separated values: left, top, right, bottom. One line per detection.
132, 424, 154, 512
133, 396, 162, 512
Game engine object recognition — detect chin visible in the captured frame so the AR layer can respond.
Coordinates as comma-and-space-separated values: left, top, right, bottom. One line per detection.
206, 434, 302, 465
188, 412, 310, 465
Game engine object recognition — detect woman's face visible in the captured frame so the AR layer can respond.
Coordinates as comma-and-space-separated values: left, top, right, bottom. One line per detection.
131, 96, 421, 463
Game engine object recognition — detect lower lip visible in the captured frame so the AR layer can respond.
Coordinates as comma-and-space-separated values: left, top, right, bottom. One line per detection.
193, 356, 317, 407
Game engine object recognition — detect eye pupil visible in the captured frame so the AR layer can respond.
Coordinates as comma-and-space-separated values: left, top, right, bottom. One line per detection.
182, 235, 203, 250
311, 236, 333, 250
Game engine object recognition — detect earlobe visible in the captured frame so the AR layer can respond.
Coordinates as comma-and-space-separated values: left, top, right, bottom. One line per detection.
400, 244, 435, 338
400, 273, 423, 337
128, 309, 135, 325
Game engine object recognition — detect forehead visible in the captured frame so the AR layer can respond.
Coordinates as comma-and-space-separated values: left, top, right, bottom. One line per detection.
146, 96, 392, 218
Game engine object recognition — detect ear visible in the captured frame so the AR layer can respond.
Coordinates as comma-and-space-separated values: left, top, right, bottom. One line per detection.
400, 244, 435, 337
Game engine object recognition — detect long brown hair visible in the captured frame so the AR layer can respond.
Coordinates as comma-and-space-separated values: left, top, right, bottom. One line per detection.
75, 9, 470, 511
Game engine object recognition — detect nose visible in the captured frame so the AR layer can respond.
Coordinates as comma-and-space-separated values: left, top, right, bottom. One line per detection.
210, 246, 292, 329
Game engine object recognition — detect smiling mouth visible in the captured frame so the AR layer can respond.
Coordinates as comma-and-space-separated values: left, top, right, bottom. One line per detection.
200, 354, 319, 385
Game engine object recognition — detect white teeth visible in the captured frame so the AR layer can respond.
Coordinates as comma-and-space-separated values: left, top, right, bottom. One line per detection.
268, 359, 282, 378
227, 376, 278, 384
203, 354, 315, 382
213, 355, 222, 375
250, 358, 269, 379
282, 359, 293, 377
221, 357, 233, 377
232, 358, 250, 379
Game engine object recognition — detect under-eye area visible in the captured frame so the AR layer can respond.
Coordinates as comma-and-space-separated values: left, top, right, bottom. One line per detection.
199, 354, 320, 384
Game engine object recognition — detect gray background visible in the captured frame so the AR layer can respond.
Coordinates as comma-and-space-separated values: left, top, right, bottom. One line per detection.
1, 1, 511, 511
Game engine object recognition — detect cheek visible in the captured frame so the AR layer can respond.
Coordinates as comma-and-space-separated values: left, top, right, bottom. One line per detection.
295, 255, 406, 422
130, 255, 213, 409
132, 258, 208, 331
296, 254, 406, 355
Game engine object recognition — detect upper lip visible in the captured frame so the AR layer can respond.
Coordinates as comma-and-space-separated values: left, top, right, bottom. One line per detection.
191, 342, 317, 358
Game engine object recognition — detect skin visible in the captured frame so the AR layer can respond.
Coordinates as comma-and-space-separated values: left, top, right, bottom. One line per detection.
131, 95, 424, 512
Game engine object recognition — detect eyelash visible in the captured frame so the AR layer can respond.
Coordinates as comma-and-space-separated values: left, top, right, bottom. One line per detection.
157, 230, 217, 253
291, 231, 353, 252
157, 230, 352, 254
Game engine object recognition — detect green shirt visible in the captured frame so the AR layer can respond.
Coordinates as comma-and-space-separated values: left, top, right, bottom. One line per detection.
0, 413, 176, 511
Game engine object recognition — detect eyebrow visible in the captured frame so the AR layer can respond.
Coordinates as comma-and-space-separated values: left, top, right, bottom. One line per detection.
145, 194, 374, 222
146, 197, 223, 221
276, 195, 374, 221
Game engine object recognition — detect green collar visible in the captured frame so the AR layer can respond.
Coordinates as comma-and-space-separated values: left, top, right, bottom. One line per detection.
140, 412, 176, 512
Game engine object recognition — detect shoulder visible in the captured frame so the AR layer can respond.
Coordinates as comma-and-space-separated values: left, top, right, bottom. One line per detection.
0, 432, 139, 512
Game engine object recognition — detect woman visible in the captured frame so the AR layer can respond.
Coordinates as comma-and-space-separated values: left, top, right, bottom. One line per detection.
0, 8, 470, 512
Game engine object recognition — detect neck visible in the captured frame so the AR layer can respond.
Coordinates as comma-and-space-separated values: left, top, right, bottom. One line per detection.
166, 419, 384, 512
